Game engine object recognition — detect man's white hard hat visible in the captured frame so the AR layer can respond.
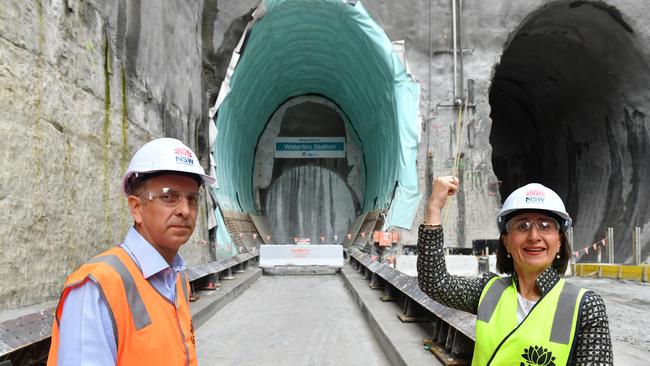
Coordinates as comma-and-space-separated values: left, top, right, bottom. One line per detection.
496, 183, 572, 233
122, 137, 215, 196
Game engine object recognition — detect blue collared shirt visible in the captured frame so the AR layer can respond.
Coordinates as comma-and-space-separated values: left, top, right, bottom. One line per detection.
57, 227, 186, 366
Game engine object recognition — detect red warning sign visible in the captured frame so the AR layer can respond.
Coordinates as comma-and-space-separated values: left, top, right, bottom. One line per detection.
291, 248, 311, 258
373, 231, 392, 247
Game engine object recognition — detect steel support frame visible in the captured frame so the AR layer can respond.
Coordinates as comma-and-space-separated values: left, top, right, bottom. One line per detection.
349, 251, 474, 364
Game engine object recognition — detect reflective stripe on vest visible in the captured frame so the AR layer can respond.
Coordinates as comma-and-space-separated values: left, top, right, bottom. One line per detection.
180, 270, 189, 302
89, 255, 152, 330
550, 282, 582, 344
472, 277, 586, 366
477, 277, 511, 323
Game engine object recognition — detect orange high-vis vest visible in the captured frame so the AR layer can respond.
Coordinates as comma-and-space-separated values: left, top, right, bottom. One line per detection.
47, 246, 197, 366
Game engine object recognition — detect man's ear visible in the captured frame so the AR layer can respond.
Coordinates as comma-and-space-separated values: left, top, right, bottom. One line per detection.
128, 196, 144, 225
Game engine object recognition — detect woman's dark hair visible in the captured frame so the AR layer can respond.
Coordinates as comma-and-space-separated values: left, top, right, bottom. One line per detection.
496, 230, 572, 275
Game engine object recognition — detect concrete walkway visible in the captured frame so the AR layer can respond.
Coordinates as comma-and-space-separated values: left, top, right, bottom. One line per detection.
339, 265, 442, 366
196, 274, 390, 366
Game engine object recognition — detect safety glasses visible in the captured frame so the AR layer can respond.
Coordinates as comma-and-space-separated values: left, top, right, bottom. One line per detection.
137, 188, 201, 209
505, 217, 560, 234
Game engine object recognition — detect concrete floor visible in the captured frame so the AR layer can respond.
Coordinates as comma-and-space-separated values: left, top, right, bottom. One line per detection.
195, 274, 390, 366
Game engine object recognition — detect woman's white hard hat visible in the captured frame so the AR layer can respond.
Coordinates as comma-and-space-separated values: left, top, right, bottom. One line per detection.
496, 183, 572, 232
122, 137, 216, 196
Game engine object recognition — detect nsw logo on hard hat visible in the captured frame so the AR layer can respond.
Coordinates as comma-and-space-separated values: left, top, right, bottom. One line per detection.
525, 189, 545, 204
174, 147, 194, 166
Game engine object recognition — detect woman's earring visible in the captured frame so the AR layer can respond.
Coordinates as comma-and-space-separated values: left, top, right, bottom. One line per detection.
556, 253, 560, 259
507, 253, 511, 258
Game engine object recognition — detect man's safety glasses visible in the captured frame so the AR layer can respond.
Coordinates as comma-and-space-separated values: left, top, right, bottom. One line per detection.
505, 217, 560, 234
137, 188, 201, 209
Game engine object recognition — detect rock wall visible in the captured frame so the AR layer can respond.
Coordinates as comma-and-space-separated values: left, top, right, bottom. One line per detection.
0, 0, 212, 310
351, 0, 650, 258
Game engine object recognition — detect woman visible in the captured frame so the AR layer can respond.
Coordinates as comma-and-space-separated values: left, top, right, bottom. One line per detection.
417, 176, 612, 365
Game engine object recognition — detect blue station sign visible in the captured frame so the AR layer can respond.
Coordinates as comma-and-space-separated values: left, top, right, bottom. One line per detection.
275, 137, 346, 158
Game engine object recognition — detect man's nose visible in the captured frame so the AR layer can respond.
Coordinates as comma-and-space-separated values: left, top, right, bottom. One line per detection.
175, 196, 192, 216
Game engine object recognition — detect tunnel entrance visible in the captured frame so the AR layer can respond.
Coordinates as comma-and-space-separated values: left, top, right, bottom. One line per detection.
254, 96, 363, 244
209, 0, 421, 253
489, 1, 650, 261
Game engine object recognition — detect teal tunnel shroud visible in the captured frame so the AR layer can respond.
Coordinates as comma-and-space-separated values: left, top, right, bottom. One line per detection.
210, 0, 421, 238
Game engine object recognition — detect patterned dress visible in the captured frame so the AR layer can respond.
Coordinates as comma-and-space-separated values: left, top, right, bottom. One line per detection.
417, 225, 613, 365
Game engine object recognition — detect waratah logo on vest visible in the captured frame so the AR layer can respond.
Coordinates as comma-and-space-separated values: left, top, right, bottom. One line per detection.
520, 345, 556, 366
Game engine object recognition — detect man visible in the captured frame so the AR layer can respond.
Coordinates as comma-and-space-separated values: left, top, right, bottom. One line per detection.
47, 138, 214, 366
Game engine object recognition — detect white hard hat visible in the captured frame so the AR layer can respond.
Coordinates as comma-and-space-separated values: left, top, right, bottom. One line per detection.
122, 138, 215, 195
496, 183, 572, 233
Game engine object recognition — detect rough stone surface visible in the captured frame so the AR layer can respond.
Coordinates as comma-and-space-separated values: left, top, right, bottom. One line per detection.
0, 0, 212, 310
363, 0, 650, 256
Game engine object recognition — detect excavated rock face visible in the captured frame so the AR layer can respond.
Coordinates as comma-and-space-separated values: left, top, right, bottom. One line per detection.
490, 1, 650, 262
0, 0, 211, 310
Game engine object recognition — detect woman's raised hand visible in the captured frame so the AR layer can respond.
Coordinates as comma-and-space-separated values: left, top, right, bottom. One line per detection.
424, 176, 459, 225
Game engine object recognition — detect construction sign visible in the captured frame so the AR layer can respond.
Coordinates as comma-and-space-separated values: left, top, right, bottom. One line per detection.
294, 237, 311, 245
373, 231, 393, 247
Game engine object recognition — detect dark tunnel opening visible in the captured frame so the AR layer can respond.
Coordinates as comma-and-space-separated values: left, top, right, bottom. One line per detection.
489, 1, 650, 261
254, 97, 363, 244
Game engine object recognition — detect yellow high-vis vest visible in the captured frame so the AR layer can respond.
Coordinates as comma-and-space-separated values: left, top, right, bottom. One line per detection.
47, 247, 197, 366
472, 276, 585, 366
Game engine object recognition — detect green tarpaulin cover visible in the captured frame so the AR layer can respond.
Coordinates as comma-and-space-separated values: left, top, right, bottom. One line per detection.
210, 0, 421, 249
